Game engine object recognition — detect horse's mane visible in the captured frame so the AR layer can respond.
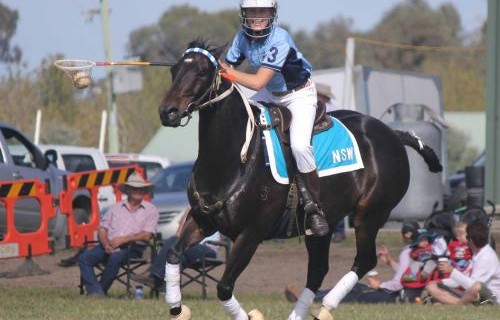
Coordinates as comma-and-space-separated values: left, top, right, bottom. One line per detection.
187, 38, 218, 54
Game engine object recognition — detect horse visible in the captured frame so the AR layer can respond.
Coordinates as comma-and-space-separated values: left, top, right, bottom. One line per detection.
158, 39, 443, 320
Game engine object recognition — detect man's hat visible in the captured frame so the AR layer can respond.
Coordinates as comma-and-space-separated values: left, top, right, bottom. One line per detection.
118, 172, 154, 193
316, 82, 334, 100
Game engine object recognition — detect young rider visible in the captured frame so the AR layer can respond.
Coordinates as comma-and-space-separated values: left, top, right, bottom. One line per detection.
220, 0, 329, 237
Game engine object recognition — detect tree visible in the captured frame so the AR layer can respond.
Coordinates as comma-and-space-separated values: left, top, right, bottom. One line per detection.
367, 0, 462, 69
293, 16, 358, 69
0, 2, 21, 64
127, 5, 239, 62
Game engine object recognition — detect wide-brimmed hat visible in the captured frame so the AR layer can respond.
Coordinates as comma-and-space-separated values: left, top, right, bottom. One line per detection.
316, 82, 334, 100
118, 172, 154, 193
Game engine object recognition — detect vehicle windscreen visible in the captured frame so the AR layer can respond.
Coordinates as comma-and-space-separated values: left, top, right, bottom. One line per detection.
152, 166, 192, 193
62, 154, 97, 172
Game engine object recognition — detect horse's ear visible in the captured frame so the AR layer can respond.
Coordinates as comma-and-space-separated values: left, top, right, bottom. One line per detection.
213, 44, 228, 60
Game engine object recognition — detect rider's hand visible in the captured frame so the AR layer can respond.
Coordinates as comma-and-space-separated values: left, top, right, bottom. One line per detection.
218, 61, 237, 82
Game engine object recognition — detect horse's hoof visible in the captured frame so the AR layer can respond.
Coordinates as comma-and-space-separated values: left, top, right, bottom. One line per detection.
170, 305, 191, 320
248, 309, 265, 320
311, 306, 333, 320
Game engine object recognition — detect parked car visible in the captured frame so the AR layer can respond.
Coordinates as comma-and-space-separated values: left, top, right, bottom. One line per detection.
150, 161, 194, 240
0, 123, 93, 248
105, 153, 170, 180
38, 144, 116, 213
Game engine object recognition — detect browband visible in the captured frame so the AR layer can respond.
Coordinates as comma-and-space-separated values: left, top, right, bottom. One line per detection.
183, 47, 218, 67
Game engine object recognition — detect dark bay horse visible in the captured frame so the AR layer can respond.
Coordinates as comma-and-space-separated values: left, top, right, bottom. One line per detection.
158, 40, 442, 320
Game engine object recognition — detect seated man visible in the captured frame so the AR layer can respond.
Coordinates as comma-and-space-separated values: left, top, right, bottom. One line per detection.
426, 220, 500, 305
78, 173, 159, 297
132, 209, 221, 288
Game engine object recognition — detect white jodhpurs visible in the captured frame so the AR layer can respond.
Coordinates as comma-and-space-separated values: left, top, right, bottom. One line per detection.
251, 81, 318, 173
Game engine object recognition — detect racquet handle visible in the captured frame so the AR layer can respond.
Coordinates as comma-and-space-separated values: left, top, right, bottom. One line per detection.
95, 61, 174, 67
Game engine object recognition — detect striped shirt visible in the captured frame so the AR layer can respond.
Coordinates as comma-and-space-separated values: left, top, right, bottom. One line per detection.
100, 200, 159, 240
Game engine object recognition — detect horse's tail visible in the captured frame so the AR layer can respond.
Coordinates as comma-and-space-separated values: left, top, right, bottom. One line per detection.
395, 130, 443, 173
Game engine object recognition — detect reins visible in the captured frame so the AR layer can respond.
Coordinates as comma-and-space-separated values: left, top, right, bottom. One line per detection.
179, 47, 256, 163
179, 47, 257, 215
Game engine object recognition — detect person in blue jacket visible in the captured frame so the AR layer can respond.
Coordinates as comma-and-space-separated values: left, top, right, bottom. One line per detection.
220, 0, 328, 237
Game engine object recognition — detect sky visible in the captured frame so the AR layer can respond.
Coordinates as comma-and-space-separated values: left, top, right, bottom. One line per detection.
2, 0, 487, 79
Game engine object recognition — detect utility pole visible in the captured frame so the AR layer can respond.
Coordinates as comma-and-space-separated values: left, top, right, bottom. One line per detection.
486, 0, 500, 204
100, 0, 119, 153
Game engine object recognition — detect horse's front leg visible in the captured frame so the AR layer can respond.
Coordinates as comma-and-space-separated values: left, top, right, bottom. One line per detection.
165, 212, 206, 319
287, 232, 332, 320
217, 230, 264, 320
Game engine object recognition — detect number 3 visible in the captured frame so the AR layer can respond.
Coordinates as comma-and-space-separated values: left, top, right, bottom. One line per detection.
267, 47, 278, 63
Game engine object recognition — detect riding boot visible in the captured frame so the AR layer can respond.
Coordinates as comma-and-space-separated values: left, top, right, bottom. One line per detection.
296, 171, 329, 236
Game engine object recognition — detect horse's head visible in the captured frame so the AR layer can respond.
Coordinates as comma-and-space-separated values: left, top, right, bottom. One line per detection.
159, 40, 226, 127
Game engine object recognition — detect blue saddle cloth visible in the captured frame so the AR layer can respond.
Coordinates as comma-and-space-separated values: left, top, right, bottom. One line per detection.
259, 106, 364, 184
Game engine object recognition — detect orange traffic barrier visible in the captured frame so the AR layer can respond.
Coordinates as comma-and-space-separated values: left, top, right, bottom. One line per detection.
59, 165, 144, 248
0, 179, 56, 259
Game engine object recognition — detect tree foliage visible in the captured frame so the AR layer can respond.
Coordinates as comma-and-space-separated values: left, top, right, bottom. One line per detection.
367, 0, 462, 69
128, 5, 239, 62
0, 1, 21, 64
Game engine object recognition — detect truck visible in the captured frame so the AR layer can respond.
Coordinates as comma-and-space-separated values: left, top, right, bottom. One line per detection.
0, 122, 94, 249
37, 144, 116, 213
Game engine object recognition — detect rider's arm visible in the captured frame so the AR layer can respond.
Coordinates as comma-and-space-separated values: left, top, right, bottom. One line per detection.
220, 61, 274, 91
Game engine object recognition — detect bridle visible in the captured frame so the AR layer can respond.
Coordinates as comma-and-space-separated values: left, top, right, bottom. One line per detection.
172, 47, 258, 215
176, 47, 235, 127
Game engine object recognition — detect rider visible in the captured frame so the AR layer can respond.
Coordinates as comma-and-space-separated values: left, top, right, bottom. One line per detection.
220, 0, 329, 237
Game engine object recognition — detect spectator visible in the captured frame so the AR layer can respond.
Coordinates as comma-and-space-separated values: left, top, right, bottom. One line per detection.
78, 173, 159, 297
316, 82, 337, 113
425, 220, 500, 305
401, 230, 438, 283
131, 209, 221, 288
331, 219, 346, 243
315, 82, 345, 243
447, 222, 472, 273
285, 220, 419, 303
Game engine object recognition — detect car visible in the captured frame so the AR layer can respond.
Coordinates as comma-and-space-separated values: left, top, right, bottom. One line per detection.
37, 144, 116, 213
149, 161, 194, 240
0, 123, 95, 248
447, 151, 485, 209
105, 153, 170, 180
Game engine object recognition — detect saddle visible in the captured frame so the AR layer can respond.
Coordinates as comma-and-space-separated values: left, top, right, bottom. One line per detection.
261, 101, 333, 145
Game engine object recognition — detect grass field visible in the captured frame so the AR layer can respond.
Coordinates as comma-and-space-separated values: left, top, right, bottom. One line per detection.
0, 286, 499, 320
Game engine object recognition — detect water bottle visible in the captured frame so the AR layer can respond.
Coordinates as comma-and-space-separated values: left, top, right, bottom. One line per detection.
134, 285, 144, 300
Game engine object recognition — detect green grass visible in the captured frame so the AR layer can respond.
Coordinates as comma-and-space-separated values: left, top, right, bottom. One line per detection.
0, 287, 499, 320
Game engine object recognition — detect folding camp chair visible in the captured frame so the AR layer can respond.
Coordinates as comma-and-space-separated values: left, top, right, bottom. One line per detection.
78, 239, 157, 297
180, 237, 231, 299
